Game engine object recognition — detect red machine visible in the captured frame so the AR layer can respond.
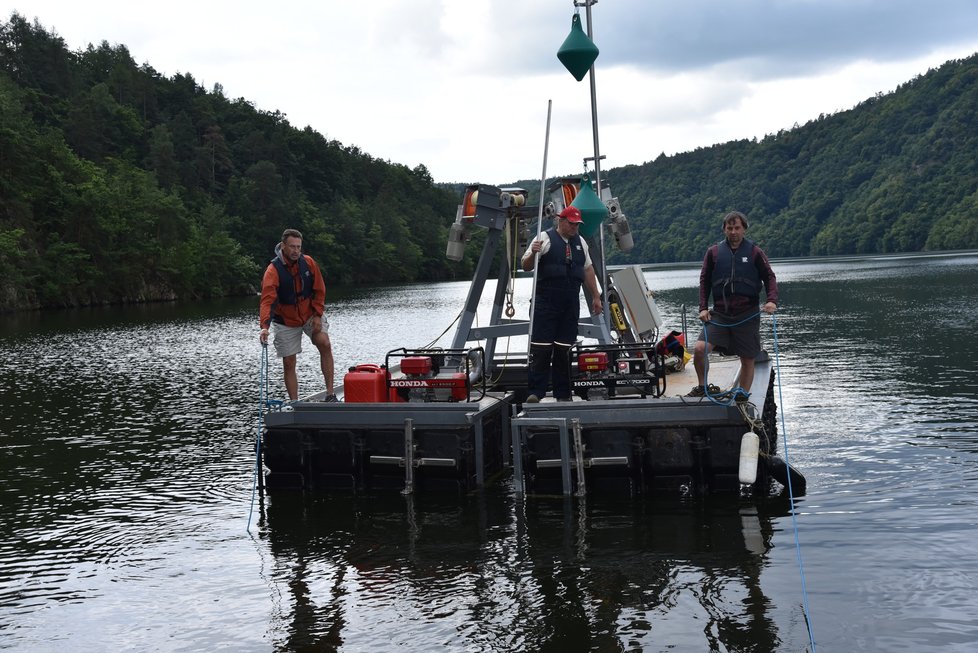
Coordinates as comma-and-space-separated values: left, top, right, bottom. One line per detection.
571, 343, 666, 400
389, 353, 468, 402
343, 348, 485, 403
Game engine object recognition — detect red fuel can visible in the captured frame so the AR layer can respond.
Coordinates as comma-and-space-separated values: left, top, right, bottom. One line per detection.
343, 364, 388, 403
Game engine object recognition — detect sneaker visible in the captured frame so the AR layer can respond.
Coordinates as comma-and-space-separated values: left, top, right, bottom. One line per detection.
685, 384, 722, 398
685, 385, 706, 397
555, 396, 572, 402
525, 394, 540, 403
324, 393, 339, 403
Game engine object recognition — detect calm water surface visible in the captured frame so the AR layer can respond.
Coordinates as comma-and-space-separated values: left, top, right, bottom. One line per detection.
1, 252, 977, 652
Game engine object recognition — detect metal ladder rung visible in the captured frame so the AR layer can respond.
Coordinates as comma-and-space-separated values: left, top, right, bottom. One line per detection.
418, 457, 456, 468
588, 456, 630, 467
368, 455, 457, 468
536, 456, 629, 469
536, 458, 575, 469
370, 455, 404, 466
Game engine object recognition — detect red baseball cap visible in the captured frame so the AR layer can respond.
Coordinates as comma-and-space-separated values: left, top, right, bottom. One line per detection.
559, 206, 583, 223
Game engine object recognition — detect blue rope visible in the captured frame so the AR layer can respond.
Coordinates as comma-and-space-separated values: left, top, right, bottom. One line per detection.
771, 314, 817, 651
246, 343, 270, 532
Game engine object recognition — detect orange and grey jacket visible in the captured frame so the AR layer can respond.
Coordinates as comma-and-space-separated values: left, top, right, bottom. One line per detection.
259, 243, 326, 329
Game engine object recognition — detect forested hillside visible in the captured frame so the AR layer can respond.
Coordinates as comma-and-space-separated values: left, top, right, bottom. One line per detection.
3, 13, 978, 312
0, 14, 463, 312
600, 53, 978, 264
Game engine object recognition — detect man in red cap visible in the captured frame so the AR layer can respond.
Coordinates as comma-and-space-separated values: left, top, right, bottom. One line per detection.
520, 206, 602, 402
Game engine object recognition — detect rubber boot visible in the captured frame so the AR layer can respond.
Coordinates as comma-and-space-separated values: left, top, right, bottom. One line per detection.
527, 343, 553, 400
551, 343, 572, 400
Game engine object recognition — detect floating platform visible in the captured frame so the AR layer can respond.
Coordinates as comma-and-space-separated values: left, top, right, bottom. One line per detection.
260, 183, 805, 498
262, 349, 802, 498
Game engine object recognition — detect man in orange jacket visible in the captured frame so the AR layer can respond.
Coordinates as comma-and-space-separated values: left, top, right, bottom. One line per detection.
259, 228, 336, 401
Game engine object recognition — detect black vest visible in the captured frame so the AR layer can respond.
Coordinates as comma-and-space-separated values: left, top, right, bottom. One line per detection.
271, 255, 313, 307
538, 229, 585, 284
711, 239, 760, 300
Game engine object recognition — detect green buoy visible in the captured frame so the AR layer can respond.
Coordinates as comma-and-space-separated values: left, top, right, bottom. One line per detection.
557, 13, 599, 81
570, 174, 607, 237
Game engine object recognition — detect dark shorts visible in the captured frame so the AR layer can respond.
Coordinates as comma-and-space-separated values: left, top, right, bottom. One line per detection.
697, 311, 761, 359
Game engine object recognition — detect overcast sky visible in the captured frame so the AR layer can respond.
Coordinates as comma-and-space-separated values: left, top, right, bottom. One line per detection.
9, 1, 978, 185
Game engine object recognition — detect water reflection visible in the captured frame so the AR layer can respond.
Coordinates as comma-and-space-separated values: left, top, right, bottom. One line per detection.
257, 489, 800, 651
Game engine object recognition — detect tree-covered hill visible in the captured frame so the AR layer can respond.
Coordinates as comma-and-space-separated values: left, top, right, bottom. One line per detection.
0, 14, 464, 312
600, 53, 978, 264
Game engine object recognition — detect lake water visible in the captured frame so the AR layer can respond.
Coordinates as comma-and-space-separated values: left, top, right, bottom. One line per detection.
1, 252, 977, 652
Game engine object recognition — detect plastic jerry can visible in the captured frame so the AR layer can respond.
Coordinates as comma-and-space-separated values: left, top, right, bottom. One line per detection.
343, 364, 388, 403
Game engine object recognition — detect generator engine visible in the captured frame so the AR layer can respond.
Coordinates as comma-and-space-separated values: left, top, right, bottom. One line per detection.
385, 348, 485, 403
394, 356, 466, 402
572, 344, 666, 400
576, 351, 611, 401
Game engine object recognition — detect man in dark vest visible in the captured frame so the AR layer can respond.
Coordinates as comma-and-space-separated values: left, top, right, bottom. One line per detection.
521, 206, 603, 402
259, 228, 337, 401
688, 211, 778, 402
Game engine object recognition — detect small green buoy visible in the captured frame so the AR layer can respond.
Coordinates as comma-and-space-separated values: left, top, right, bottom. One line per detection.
570, 174, 607, 237
557, 13, 599, 81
